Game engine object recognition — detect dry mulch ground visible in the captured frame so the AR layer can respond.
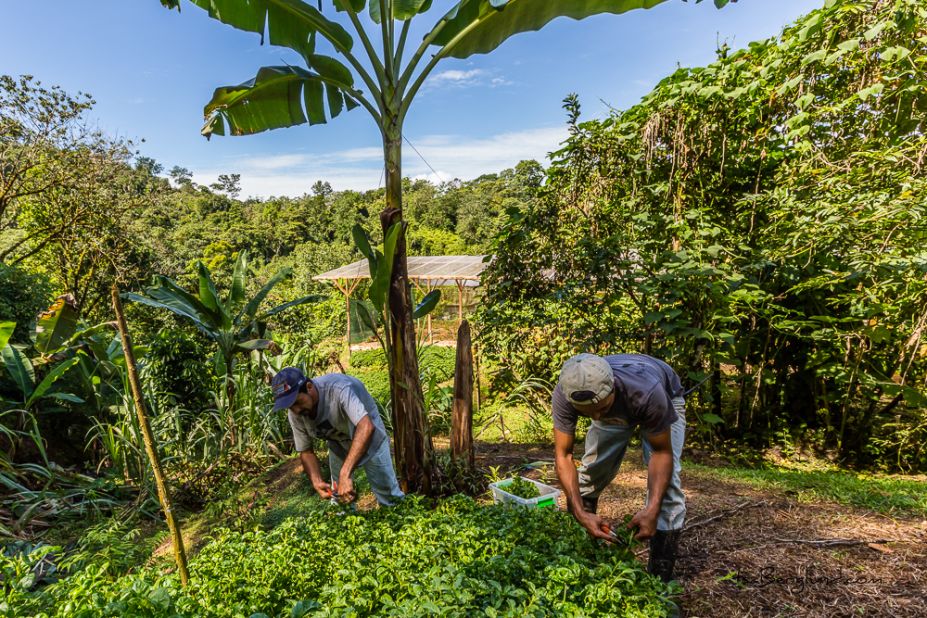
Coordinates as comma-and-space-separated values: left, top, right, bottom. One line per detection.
475, 442, 927, 618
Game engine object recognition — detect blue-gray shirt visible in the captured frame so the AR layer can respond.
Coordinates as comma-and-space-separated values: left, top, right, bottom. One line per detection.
552, 354, 683, 436
287, 374, 387, 463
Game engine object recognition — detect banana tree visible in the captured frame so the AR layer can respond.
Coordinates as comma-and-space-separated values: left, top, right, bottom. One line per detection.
0, 295, 111, 411
0, 326, 83, 411
159, 0, 732, 492
124, 252, 316, 411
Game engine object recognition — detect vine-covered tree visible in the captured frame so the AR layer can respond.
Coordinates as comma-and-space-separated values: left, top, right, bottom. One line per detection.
480, 0, 927, 470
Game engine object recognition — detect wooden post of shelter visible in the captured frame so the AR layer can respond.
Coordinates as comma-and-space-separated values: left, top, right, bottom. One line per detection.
455, 279, 465, 327
451, 319, 475, 468
332, 278, 360, 354
111, 285, 189, 586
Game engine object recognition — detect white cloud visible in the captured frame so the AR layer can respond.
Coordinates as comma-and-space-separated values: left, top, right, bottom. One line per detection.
192, 125, 568, 199
423, 67, 513, 90
427, 69, 486, 87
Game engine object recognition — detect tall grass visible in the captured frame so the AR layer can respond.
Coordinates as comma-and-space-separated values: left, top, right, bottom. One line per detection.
1, 410, 128, 539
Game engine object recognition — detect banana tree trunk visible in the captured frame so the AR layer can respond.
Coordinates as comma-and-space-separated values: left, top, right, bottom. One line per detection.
381, 122, 433, 494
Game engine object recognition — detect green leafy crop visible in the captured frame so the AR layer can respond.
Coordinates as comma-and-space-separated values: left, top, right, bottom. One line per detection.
503, 477, 542, 500
4, 496, 673, 617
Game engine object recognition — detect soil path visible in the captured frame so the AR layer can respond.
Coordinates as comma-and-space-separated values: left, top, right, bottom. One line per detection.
475, 442, 927, 618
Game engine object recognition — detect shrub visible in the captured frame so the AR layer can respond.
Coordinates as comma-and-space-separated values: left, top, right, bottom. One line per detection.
143, 328, 215, 414
0, 264, 54, 344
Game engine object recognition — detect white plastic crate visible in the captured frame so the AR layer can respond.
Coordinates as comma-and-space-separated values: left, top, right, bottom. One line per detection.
489, 476, 561, 510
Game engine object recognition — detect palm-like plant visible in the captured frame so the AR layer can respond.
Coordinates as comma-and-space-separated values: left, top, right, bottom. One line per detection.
125, 252, 315, 408
158, 0, 732, 492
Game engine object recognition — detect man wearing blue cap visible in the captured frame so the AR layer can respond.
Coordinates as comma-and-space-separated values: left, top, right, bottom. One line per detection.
552, 353, 686, 582
272, 367, 404, 506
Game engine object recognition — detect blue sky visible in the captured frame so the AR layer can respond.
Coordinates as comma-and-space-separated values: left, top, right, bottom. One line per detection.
1, 0, 822, 198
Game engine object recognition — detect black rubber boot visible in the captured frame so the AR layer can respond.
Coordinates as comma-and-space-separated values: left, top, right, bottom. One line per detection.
581, 495, 599, 514
648, 529, 681, 583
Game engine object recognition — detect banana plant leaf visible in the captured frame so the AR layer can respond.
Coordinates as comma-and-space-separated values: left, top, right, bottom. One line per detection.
25, 357, 80, 408
237, 339, 275, 351
368, 223, 402, 313
33, 296, 80, 355
0, 322, 14, 351
1, 345, 34, 400
164, 0, 353, 59
240, 267, 293, 322
349, 299, 379, 344
430, 0, 671, 59
413, 289, 441, 319
197, 262, 232, 328
257, 294, 321, 321
369, 0, 433, 22
203, 65, 358, 138
229, 252, 248, 310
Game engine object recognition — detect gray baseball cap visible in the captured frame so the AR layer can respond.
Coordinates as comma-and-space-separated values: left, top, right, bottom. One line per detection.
558, 354, 615, 405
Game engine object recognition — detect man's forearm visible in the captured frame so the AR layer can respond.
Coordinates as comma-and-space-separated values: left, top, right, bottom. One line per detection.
645, 450, 673, 514
555, 453, 586, 518
341, 416, 374, 478
300, 450, 324, 484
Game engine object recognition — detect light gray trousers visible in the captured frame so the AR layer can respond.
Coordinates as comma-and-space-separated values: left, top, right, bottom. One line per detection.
329, 438, 405, 506
577, 397, 686, 531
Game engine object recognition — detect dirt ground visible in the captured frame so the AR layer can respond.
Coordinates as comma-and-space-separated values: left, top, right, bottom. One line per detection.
475, 442, 927, 618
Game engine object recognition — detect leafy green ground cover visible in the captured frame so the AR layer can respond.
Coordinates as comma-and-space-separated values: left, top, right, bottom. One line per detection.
687, 461, 927, 517
3, 495, 673, 617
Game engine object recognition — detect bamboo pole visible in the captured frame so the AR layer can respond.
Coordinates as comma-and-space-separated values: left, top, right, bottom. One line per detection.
111, 285, 190, 586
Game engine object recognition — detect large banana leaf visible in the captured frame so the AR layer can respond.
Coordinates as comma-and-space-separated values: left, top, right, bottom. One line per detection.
369, 0, 433, 22
25, 357, 81, 409
256, 294, 320, 321
33, 296, 80, 355
413, 289, 441, 319
1, 344, 34, 400
124, 293, 217, 338
203, 65, 358, 138
124, 276, 220, 335
430, 0, 670, 59
0, 322, 14, 351
368, 222, 402, 313
229, 251, 248, 310
197, 262, 232, 328
239, 267, 293, 322
237, 338, 274, 351
163, 0, 354, 59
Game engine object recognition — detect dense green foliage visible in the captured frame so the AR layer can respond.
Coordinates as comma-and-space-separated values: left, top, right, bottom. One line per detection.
0, 264, 53, 344
3, 496, 672, 617
479, 0, 927, 471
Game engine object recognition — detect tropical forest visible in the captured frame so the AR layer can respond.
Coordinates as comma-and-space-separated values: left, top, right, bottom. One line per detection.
1, 0, 925, 616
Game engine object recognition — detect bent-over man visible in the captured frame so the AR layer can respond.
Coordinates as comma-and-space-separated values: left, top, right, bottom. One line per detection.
272, 367, 404, 506
552, 353, 686, 581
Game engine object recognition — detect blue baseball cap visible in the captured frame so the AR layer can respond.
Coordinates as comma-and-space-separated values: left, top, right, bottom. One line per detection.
271, 367, 307, 411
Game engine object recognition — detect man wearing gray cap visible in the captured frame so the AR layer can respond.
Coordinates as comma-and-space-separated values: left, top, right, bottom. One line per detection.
552, 353, 686, 582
